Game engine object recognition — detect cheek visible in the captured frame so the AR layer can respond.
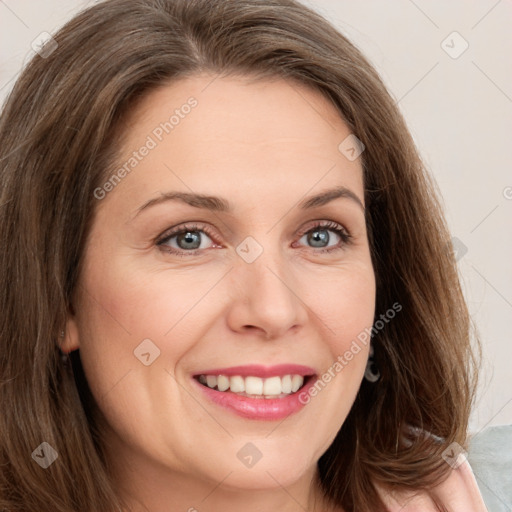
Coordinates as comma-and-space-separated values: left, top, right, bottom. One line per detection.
300, 263, 375, 411
74, 261, 198, 447
308, 263, 376, 351
75, 255, 224, 396
96, 261, 222, 337
78, 253, 203, 342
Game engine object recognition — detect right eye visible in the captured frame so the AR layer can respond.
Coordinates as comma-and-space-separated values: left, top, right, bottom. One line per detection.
157, 223, 219, 256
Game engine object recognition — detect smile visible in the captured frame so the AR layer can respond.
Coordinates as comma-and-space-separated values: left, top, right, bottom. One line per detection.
192, 364, 317, 420
196, 374, 307, 398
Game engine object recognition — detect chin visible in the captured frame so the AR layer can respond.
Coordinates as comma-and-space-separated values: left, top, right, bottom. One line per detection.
197, 436, 318, 490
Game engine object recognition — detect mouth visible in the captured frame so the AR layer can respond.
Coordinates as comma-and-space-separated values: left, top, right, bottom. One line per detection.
194, 373, 313, 399
192, 364, 317, 420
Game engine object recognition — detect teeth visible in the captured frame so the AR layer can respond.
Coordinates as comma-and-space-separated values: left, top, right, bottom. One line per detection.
199, 374, 306, 397
263, 376, 282, 395
245, 376, 263, 395
281, 374, 292, 393
230, 375, 245, 393
291, 375, 303, 393
217, 375, 230, 392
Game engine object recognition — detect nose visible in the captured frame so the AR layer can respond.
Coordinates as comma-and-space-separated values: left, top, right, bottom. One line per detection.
225, 247, 309, 340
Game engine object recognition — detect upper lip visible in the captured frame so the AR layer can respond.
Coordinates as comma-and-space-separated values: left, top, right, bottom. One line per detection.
193, 364, 316, 378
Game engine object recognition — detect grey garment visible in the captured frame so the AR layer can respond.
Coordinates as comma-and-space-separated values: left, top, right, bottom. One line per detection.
467, 425, 512, 512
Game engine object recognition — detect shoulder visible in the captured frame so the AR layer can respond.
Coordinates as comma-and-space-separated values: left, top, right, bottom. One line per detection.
374, 459, 488, 511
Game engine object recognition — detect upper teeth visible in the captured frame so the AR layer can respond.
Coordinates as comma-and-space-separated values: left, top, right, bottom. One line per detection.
198, 374, 305, 397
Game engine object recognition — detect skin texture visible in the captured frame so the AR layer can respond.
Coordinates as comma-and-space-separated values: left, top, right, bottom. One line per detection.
62, 75, 487, 512
64, 74, 374, 511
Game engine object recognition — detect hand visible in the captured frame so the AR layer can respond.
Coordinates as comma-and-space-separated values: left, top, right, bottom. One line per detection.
374, 459, 488, 512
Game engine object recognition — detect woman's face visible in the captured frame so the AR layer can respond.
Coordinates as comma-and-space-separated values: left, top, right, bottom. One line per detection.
66, 74, 376, 495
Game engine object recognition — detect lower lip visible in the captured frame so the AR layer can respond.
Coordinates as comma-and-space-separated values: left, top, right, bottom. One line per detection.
192, 377, 316, 420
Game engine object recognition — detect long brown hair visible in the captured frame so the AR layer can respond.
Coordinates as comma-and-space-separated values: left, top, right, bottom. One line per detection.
0, 0, 480, 510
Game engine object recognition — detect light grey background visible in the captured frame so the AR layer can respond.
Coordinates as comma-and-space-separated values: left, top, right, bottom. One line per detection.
1, 0, 511, 435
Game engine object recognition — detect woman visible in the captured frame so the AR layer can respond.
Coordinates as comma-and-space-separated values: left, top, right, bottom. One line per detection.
0, 0, 487, 510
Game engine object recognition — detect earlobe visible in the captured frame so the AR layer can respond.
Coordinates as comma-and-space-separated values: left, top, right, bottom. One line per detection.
60, 314, 80, 354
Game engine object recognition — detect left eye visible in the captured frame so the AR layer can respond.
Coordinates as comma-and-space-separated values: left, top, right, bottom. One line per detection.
298, 227, 341, 250
294, 221, 352, 253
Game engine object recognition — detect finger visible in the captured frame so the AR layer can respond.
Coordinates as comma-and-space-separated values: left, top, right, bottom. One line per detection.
374, 482, 443, 512
429, 459, 488, 512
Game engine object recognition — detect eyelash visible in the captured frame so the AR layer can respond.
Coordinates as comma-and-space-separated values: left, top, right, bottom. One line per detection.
156, 221, 353, 257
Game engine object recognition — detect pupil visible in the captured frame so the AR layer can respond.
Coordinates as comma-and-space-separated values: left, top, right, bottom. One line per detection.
309, 229, 328, 247
178, 231, 201, 249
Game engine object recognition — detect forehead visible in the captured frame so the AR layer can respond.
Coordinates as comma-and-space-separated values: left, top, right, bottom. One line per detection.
100, 74, 364, 217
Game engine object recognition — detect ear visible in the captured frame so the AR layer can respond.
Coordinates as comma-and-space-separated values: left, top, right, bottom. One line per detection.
60, 311, 80, 354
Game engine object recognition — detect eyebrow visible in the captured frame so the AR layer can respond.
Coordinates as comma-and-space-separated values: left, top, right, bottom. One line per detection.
133, 185, 364, 219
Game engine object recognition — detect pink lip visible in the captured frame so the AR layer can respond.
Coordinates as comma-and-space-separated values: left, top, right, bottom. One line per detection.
191, 364, 317, 421
193, 364, 316, 378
